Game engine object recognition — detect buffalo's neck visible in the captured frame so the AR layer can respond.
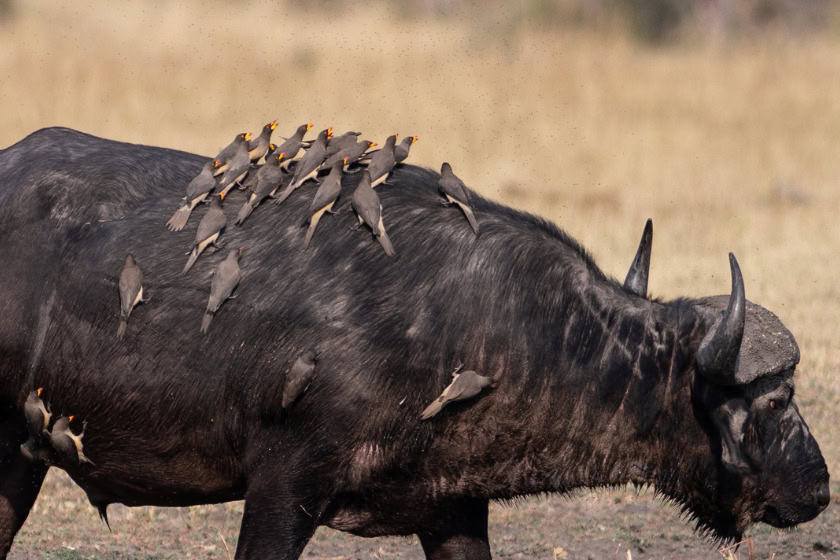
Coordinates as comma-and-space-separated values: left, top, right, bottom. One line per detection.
473, 272, 718, 504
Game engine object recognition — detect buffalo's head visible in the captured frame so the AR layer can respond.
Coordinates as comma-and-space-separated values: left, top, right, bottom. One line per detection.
690, 255, 829, 538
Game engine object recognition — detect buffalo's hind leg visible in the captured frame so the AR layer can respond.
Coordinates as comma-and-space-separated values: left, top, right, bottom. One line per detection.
418, 498, 492, 560
0, 421, 49, 559
234, 469, 331, 559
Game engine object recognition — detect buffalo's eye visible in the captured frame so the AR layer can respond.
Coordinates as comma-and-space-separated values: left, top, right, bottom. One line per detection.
769, 399, 777, 410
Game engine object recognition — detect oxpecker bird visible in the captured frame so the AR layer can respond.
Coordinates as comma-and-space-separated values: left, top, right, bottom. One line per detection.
218, 142, 251, 197
117, 254, 148, 339
320, 140, 376, 169
201, 248, 242, 334
248, 120, 277, 162
367, 134, 398, 187
420, 368, 493, 420
24, 388, 51, 437
393, 135, 418, 163
274, 123, 313, 166
183, 195, 227, 275
166, 159, 220, 231
274, 127, 332, 205
50, 416, 94, 465
281, 349, 318, 409
213, 132, 251, 176
304, 159, 345, 248
351, 170, 396, 257
235, 151, 286, 226
438, 162, 479, 234
323, 130, 362, 158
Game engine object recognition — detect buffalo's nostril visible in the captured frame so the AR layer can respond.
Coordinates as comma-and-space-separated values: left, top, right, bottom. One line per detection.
815, 483, 830, 510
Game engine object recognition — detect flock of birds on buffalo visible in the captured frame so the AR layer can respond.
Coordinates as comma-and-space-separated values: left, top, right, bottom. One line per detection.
18, 121, 492, 492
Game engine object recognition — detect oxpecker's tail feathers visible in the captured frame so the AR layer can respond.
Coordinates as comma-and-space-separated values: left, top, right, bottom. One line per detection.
200, 312, 214, 334
117, 319, 127, 339
78, 451, 95, 466
458, 202, 480, 234
166, 205, 191, 231
377, 225, 396, 257
235, 202, 254, 226
420, 398, 444, 420
303, 213, 323, 249
182, 248, 199, 275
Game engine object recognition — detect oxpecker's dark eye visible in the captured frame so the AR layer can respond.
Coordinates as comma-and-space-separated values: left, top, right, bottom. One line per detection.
769, 399, 777, 410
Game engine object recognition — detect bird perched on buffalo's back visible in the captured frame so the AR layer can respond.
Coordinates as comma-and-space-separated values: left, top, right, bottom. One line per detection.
304, 158, 345, 249
240, 142, 277, 192
282, 349, 318, 409
322, 130, 362, 159
438, 162, 479, 234
213, 132, 250, 176
235, 150, 287, 226
201, 248, 242, 334
274, 127, 332, 206
394, 135, 418, 164
351, 170, 396, 257
117, 254, 148, 338
218, 142, 251, 198
183, 195, 227, 275
50, 415, 94, 465
320, 140, 376, 170
367, 134, 398, 188
248, 120, 277, 162
166, 159, 220, 231
274, 123, 313, 167
420, 366, 493, 420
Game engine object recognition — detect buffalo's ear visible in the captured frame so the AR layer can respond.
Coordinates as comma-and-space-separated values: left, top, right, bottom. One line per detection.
710, 399, 752, 473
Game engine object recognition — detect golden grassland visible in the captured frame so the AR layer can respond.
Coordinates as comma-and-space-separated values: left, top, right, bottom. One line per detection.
1, 0, 839, 557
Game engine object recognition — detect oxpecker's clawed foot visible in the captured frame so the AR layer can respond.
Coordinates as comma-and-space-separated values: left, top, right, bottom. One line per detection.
437, 199, 452, 207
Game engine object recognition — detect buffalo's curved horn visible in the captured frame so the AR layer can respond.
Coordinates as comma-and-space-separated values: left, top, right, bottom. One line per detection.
623, 219, 653, 297
697, 253, 745, 385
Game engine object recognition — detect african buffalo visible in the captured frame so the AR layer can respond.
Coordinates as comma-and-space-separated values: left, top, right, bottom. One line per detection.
0, 127, 829, 559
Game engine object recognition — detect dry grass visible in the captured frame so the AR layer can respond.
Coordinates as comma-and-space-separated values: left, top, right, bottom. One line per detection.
1, 0, 839, 557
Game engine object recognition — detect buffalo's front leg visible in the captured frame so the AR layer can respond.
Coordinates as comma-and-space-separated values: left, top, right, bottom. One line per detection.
418, 498, 492, 560
0, 422, 49, 559
234, 469, 330, 559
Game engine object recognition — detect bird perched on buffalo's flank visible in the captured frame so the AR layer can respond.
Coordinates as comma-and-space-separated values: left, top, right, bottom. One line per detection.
183, 195, 227, 275
248, 120, 277, 162
213, 132, 251, 176
351, 170, 396, 257
393, 135, 418, 164
21, 388, 53, 464
367, 134, 398, 188
50, 416, 94, 465
322, 130, 362, 159
274, 123, 313, 167
218, 142, 251, 198
24, 388, 51, 437
201, 248, 242, 334
274, 127, 332, 205
420, 367, 493, 420
281, 349, 318, 409
438, 162, 479, 234
320, 140, 376, 170
235, 151, 287, 226
166, 159, 220, 231
117, 254, 148, 339
304, 158, 345, 249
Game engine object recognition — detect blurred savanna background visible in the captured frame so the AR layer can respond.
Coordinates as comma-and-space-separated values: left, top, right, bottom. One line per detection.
2, 0, 839, 557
